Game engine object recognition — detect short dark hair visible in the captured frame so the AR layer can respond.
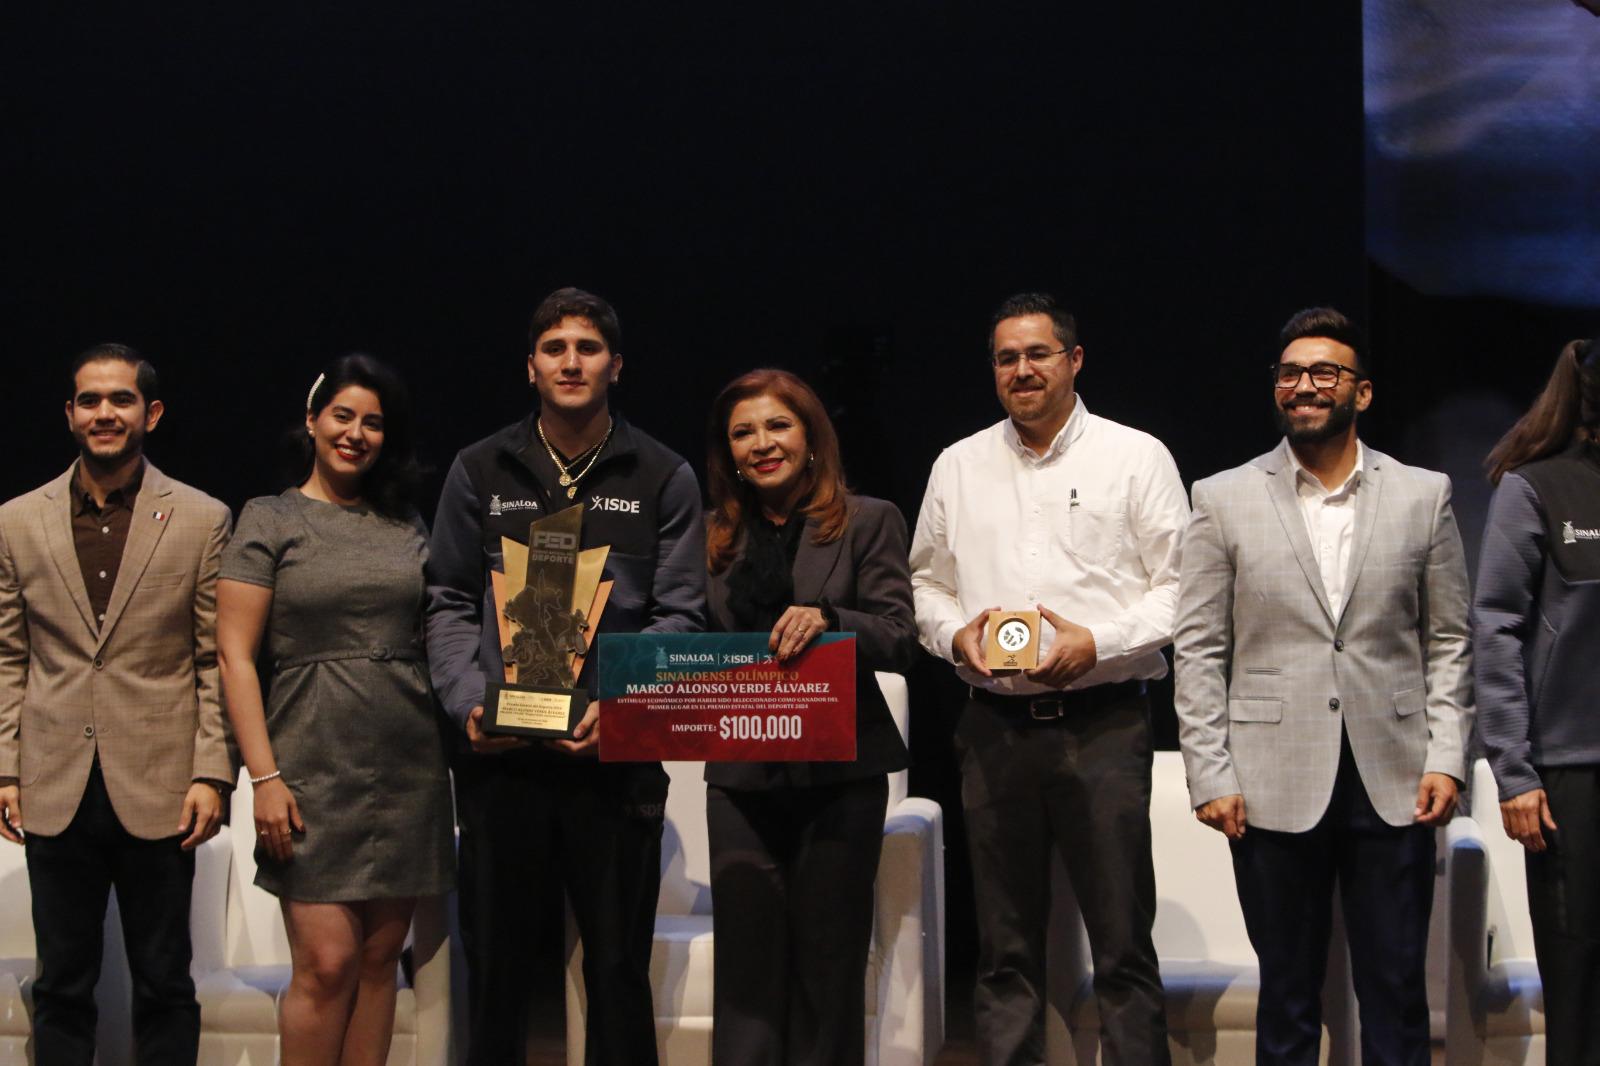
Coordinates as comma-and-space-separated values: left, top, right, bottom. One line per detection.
988, 293, 1078, 354
528, 287, 622, 353
293, 353, 423, 520
69, 343, 160, 404
1278, 307, 1368, 372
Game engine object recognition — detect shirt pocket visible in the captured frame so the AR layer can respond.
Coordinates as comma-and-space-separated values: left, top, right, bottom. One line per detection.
1058, 498, 1128, 568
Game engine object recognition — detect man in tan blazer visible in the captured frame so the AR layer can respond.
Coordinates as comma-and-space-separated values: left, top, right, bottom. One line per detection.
0, 344, 233, 1065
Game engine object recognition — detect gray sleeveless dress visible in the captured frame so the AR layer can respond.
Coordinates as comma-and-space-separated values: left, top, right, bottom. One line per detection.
220, 490, 455, 901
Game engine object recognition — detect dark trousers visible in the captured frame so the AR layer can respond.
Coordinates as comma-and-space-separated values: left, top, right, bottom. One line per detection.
956, 688, 1169, 1066
452, 756, 668, 1066
706, 776, 888, 1066
1230, 732, 1434, 1066
24, 759, 199, 1066
1527, 764, 1600, 1066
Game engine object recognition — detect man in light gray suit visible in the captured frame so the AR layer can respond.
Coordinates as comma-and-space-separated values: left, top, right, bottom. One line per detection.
1173, 308, 1472, 1066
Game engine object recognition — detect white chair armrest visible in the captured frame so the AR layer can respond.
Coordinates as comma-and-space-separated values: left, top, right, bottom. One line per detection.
409, 892, 453, 1066
189, 823, 232, 977
1445, 813, 1490, 1062
875, 796, 945, 1066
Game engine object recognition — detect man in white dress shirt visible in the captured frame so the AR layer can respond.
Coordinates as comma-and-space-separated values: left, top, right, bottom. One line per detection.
910, 293, 1188, 1066
1172, 308, 1471, 1065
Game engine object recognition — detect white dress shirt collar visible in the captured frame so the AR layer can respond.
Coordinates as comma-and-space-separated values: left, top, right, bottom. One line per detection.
1286, 439, 1366, 499
1001, 394, 1088, 464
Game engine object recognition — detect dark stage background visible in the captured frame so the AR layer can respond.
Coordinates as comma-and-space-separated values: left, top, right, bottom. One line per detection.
17, 2, 1587, 1014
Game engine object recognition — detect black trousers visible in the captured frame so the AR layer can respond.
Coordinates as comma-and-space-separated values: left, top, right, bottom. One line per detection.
452, 756, 668, 1066
24, 759, 199, 1066
1230, 731, 1434, 1066
956, 688, 1169, 1066
706, 776, 888, 1066
1527, 764, 1600, 1066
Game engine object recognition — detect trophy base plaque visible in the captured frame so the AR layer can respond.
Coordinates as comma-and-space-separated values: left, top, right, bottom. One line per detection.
484, 681, 588, 739
985, 610, 1042, 670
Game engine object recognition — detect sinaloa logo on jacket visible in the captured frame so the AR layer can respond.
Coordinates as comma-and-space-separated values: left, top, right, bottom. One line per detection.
489, 494, 539, 517
1563, 520, 1600, 544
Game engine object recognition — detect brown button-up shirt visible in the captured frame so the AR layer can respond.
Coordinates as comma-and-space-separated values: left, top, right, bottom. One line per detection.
72, 461, 144, 628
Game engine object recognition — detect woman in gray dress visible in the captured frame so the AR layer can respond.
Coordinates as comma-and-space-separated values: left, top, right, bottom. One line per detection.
217, 354, 454, 1065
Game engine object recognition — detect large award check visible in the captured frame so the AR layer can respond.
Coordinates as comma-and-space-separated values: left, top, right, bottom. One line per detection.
596, 632, 856, 762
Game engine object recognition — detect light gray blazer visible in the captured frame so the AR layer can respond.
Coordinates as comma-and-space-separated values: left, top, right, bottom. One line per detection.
1173, 441, 1473, 832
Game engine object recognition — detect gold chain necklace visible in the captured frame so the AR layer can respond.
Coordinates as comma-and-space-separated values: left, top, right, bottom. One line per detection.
537, 416, 613, 499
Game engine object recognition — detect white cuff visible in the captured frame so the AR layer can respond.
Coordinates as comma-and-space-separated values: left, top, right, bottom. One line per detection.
1086, 620, 1122, 665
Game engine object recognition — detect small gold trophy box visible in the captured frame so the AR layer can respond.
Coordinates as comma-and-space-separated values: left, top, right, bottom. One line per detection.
985, 610, 1041, 670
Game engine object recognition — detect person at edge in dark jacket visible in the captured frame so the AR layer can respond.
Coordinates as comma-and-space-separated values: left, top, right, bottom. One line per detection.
1473, 333, 1600, 1066
424, 287, 706, 1066
702, 369, 920, 1066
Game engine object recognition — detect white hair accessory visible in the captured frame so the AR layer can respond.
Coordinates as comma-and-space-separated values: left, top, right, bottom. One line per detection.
305, 372, 326, 413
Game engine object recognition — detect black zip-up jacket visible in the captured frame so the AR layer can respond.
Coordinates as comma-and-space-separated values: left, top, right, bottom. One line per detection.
425, 413, 706, 741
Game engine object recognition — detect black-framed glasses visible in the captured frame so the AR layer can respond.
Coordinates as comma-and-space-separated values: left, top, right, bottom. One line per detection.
1272, 361, 1367, 389
992, 346, 1071, 369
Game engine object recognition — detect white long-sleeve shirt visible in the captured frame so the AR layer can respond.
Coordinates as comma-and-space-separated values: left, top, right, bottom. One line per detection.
910, 397, 1189, 695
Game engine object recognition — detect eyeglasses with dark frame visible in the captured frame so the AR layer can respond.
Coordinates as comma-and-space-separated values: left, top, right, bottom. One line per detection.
992, 346, 1072, 370
1272, 361, 1367, 390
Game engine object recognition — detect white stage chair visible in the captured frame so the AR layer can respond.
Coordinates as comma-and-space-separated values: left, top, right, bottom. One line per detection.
1444, 758, 1545, 1064
564, 671, 946, 1065
1048, 750, 1358, 1065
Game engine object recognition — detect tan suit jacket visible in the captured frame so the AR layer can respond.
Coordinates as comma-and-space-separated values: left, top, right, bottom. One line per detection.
0, 461, 233, 839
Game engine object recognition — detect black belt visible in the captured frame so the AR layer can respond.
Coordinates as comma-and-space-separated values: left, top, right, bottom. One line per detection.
969, 679, 1146, 720
274, 646, 424, 670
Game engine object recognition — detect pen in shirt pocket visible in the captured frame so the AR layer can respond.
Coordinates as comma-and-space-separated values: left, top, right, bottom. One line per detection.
1070, 488, 1079, 510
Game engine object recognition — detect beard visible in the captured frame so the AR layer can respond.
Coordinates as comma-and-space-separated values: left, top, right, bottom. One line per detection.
74, 423, 145, 471
1274, 391, 1357, 443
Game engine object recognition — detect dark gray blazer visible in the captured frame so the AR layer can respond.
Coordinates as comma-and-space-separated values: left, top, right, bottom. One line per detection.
1473, 444, 1600, 801
705, 495, 919, 790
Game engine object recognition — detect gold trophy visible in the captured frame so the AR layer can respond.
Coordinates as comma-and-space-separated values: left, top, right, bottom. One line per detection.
482, 506, 613, 736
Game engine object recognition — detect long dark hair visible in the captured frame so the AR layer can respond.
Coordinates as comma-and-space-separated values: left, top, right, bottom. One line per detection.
1485, 337, 1600, 484
706, 369, 850, 574
290, 353, 423, 518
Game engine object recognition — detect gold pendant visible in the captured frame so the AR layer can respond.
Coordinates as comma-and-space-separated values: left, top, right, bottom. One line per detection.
566, 485, 577, 499
558, 473, 572, 487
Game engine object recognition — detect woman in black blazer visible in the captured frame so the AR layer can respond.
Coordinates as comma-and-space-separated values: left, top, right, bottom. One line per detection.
704, 368, 920, 1066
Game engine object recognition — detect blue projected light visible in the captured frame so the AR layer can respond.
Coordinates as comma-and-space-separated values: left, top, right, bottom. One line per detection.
1364, 0, 1600, 309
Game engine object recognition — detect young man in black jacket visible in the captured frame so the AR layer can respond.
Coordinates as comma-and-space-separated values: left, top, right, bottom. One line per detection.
426, 287, 705, 1065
